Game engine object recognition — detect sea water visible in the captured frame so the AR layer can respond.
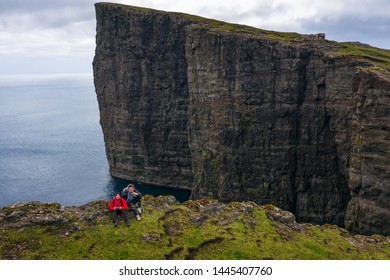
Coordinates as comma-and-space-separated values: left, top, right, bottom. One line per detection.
0, 74, 190, 207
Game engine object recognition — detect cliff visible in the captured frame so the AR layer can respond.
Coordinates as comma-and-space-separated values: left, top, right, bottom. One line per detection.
93, 3, 390, 236
0, 197, 389, 259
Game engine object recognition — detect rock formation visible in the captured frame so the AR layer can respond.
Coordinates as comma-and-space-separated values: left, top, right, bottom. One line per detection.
93, 3, 390, 235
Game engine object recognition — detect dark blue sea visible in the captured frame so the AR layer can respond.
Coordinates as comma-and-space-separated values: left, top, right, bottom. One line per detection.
0, 74, 190, 207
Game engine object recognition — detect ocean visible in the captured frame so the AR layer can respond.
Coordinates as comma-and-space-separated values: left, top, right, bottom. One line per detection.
0, 74, 190, 207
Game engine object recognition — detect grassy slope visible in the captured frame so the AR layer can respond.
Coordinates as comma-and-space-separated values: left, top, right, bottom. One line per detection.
1, 197, 389, 260
337, 42, 390, 71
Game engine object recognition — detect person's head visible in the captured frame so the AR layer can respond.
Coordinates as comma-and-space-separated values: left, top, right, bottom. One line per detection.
128, 184, 135, 191
115, 193, 121, 199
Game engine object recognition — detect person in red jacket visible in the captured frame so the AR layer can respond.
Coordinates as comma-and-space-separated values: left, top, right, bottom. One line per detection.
109, 193, 130, 227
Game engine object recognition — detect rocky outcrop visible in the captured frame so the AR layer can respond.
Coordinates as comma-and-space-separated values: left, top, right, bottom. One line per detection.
93, 3, 390, 235
1, 198, 389, 260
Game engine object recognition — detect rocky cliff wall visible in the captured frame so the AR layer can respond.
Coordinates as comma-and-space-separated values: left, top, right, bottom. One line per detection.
93, 3, 390, 235
93, 4, 194, 189
186, 26, 352, 227
346, 69, 390, 234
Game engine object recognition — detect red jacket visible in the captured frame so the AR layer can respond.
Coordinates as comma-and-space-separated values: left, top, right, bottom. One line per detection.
109, 197, 128, 211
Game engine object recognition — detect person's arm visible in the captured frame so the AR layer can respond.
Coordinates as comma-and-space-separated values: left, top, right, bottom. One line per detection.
122, 199, 128, 210
108, 199, 114, 211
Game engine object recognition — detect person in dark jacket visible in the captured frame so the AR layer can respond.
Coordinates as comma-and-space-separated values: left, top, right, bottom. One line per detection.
109, 193, 130, 227
121, 184, 142, 221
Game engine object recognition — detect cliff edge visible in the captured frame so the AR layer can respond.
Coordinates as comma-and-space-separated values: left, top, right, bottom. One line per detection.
0, 197, 389, 259
93, 3, 390, 235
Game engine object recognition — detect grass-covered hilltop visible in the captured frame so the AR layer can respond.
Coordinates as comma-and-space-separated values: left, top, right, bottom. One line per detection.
0, 196, 389, 260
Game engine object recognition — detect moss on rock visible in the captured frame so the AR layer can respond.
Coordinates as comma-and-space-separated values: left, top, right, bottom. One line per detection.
1, 196, 388, 260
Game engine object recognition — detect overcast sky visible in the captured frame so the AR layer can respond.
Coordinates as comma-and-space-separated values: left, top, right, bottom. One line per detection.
0, 0, 389, 74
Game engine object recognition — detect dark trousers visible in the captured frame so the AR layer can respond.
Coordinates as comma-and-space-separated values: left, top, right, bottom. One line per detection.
112, 209, 129, 223
127, 196, 142, 216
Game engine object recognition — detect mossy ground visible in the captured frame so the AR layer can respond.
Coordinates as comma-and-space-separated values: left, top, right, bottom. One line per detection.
0, 197, 389, 260
337, 42, 390, 71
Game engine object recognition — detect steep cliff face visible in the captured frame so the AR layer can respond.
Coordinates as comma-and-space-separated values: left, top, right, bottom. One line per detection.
346, 69, 390, 234
93, 4, 194, 189
93, 3, 390, 235
185, 26, 353, 227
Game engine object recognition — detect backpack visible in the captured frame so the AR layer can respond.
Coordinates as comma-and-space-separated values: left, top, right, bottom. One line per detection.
121, 188, 128, 200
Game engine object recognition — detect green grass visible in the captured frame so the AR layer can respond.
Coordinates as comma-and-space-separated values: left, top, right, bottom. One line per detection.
1, 198, 389, 260
337, 42, 390, 71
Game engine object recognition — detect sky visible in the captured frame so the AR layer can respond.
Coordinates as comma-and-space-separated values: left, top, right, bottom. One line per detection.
0, 0, 389, 74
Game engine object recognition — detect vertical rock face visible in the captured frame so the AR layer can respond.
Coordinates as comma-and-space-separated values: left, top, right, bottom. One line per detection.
346, 70, 390, 234
93, 5, 193, 189
185, 27, 353, 227
93, 3, 390, 235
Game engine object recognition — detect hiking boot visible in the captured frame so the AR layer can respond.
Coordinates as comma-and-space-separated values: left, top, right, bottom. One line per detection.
136, 214, 141, 221
137, 207, 142, 214
126, 221, 130, 227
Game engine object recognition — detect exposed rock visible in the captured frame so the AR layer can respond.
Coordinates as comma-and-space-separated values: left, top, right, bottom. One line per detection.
93, 3, 390, 235
142, 232, 163, 242
299, 33, 326, 41
263, 204, 297, 225
143, 194, 178, 212
0, 196, 177, 230
93, 4, 194, 190
0, 201, 68, 229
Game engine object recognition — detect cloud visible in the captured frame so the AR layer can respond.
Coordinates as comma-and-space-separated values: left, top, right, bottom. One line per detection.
0, 18, 94, 56
0, 0, 97, 73
0, 0, 94, 15
117, 0, 390, 48
0, 0, 389, 74
0, 0, 96, 56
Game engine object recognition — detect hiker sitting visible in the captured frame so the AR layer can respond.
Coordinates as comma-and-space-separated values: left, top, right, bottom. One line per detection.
109, 193, 130, 227
121, 183, 142, 221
